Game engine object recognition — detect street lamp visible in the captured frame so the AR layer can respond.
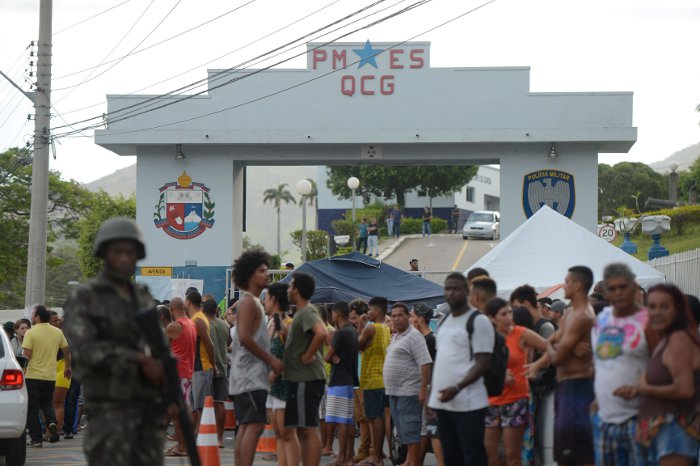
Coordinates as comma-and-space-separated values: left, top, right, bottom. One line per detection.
347, 176, 360, 223
296, 179, 313, 262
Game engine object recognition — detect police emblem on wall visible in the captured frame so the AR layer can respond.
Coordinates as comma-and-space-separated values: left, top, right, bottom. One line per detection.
153, 171, 215, 239
522, 169, 575, 218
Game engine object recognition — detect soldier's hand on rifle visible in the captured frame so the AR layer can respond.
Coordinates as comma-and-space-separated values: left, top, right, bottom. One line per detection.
138, 353, 165, 387
270, 357, 283, 376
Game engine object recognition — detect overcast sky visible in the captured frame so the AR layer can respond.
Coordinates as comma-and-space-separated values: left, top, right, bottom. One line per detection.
1, 0, 698, 184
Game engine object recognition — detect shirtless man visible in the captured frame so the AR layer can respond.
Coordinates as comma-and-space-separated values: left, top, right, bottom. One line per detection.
527, 266, 596, 466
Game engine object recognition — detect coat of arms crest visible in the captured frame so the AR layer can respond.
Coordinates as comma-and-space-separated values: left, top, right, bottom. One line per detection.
153, 171, 215, 239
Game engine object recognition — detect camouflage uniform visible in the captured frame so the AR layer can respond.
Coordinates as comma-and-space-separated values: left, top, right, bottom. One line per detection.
63, 272, 165, 466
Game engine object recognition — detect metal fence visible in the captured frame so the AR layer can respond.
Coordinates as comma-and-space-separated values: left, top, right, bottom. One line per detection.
648, 248, 700, 296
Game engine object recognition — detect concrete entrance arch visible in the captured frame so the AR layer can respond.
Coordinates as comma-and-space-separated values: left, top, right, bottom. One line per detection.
96, 41, 635, 298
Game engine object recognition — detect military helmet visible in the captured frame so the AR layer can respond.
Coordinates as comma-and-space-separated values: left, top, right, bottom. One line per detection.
93, 217, 146, 259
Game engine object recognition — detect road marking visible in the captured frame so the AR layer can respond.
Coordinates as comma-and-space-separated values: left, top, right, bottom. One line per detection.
451, 240, 469, 271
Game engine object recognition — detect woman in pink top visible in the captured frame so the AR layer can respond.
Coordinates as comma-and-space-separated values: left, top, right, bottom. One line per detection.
483, 298, 548, 466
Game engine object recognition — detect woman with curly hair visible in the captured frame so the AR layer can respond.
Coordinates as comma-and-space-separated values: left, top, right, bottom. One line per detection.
615, 284, 700, 466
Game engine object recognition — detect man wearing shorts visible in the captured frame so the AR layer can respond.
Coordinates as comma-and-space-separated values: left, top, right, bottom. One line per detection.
528, 266, 597, 466
284, 272, 328, 466
230, 250, 283, 466
324, 302, 359, 466
186, 291, 217, 432
204, 298, 231, 448
358, 297, 392, 466
384, 302, 432, 466
165, 297, 196, 456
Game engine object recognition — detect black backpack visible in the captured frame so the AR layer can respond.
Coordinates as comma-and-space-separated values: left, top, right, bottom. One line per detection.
467, 311, 509, 397
437, 309, 509, 397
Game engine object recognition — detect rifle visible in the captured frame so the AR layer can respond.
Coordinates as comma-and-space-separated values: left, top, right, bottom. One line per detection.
135, 307, 201, 466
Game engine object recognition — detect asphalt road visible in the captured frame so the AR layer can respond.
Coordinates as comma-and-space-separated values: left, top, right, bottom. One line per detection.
17, 429, 438, 466
382, 234, 499, 284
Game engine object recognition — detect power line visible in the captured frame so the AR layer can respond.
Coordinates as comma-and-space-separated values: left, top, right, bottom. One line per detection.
0, 44, 33, 102
51, 0, 158, 101
53, 0, 133, 35
52, 0, 432, 137
0, 94, 25, 131
58, 0, 343, 116
54, 0, 185, 100
94, 0, 428, 127
53, 0, 391, 130
87, 0, 396, 123
53, 0, 256, 81
57, 0, 497, 140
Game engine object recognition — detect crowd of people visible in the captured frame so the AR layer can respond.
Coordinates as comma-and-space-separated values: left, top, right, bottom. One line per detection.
5, 217, 700, 466
3, 306, 80, 448
149, 251, 700, 466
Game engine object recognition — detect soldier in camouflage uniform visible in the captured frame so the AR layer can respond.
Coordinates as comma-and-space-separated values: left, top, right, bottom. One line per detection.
63, 217, 166, 466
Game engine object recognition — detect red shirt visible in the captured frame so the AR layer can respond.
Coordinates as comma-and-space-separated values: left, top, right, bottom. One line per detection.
171, 317, 196, 380
489, 325, 530, 406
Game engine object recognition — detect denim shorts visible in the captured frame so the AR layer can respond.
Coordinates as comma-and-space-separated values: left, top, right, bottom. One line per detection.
389, 395, 422, 445
644, 418, 700, 464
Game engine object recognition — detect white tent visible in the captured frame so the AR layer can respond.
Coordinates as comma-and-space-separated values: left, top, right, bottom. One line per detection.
467, 206, 666, 298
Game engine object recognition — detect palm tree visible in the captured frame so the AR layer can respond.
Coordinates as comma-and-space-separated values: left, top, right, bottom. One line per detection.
299, 178, 318, 229
263, 183, 296, 257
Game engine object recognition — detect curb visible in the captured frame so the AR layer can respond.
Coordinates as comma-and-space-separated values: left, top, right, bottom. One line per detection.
377, 233, 460, 261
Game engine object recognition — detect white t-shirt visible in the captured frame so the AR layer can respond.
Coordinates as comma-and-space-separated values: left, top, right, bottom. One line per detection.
428, 309, 494, 412
592, 306, 650, 424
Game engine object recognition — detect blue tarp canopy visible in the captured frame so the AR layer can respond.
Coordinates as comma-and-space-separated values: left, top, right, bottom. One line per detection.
280, 252, 445, 307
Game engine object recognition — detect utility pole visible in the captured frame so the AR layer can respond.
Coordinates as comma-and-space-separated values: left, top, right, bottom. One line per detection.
24, 0, 53, 310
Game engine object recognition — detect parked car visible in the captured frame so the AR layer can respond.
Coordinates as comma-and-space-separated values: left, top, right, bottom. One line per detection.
463, 211, 500, 240
0, 330, 28, 466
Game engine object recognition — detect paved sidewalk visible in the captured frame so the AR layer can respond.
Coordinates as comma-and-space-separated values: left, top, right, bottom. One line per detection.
20, 429, 438, 466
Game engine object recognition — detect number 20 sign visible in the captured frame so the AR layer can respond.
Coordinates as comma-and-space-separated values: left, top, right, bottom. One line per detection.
598, 225, 617, 242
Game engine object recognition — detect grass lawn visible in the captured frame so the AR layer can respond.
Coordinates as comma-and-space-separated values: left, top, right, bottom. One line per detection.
611, 222, 700, 261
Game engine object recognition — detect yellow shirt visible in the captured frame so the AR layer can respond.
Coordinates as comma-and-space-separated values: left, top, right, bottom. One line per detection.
23, 323, 68, 381
192, 311, 213, 371
360, 322, 391, 390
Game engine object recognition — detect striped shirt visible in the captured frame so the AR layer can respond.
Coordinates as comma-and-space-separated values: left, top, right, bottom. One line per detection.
383, 326, 432, 396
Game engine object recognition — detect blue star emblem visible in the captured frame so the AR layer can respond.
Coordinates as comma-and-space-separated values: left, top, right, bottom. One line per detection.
353, 40, 381, 69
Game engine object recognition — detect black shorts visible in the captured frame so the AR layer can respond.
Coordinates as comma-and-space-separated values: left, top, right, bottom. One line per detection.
363, 388, 387, 420
212, 377, 228, 403
285, 380, 325, 428
233, 390, 268, 425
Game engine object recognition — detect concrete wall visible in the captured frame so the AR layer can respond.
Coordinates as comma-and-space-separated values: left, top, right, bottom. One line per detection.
136, 147, 234, 267
499, 144, 598, 237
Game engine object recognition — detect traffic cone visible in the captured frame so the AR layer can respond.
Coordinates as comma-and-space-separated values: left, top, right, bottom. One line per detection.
224, 401, 236, 430
197, 396, 221, 466
255, 424, 277, 453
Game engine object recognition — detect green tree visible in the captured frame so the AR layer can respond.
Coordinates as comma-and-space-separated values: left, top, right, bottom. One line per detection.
417, 166, 479, 209
326, 165, 477, 207
0, 147, 93, 308
45, 241, 83, 307
290, 229, 329, 261
263, 183, 296, 256
598, 162, 666, 218
679, 155, 700, 202
76, 191, 136, 279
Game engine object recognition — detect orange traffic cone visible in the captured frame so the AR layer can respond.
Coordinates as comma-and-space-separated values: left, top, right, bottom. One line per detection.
255, 424, 277, 453
224, 401, 236, 430
197, 396, 221, 466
